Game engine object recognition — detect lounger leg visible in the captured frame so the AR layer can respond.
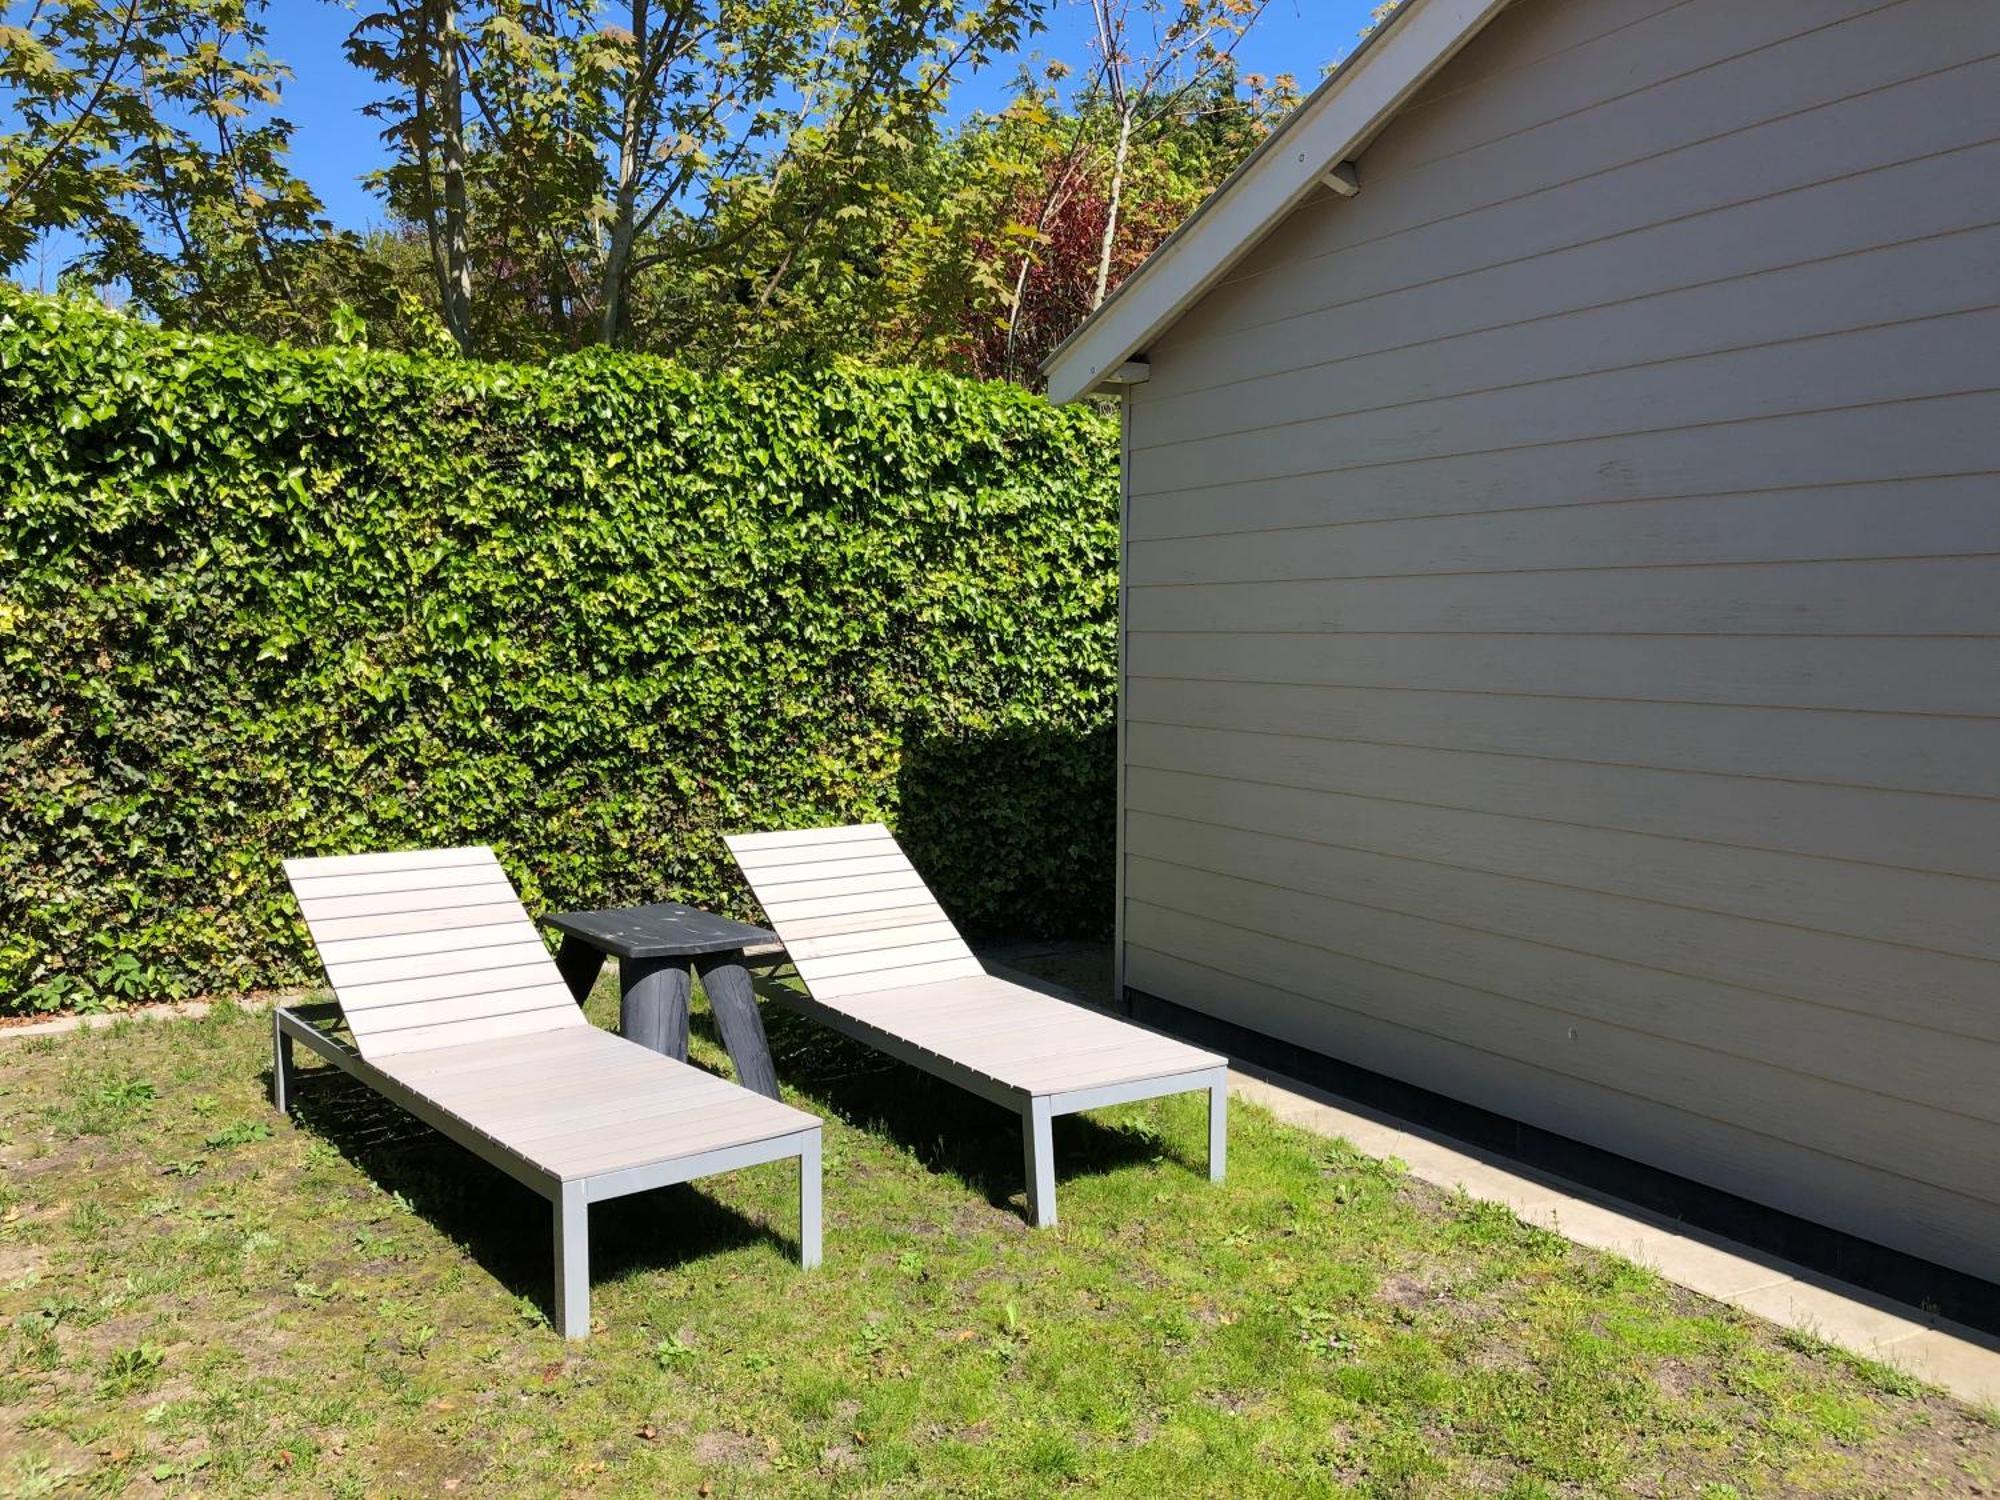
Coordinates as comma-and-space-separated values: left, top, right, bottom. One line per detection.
1023, 1097, 1057, 1228
799, 1130, 823, 1269
271, 1012, 294, 1115
553, 1181, 589, 1339
1208, 1071, 1228, 1183
620, 956, 692, 1060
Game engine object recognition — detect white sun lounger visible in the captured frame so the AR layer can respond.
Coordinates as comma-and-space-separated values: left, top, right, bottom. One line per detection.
272, 845, 822, 1337
725, 824, 1227, 1226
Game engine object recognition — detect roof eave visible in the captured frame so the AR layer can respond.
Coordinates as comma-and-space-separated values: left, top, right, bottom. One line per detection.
1041, 0, 1514, 404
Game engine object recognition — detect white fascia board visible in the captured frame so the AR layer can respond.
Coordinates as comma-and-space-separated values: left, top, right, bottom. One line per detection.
1041, 0, 1512, 404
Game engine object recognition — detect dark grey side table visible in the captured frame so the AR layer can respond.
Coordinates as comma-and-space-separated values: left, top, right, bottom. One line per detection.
543, 902, 781, 1100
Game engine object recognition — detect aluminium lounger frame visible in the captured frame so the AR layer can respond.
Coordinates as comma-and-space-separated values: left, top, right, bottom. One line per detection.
274, 842, 825, 1339
271, 1002, 822, 1336
728, 824, 1227, 1228
756, 980, 1225, 1227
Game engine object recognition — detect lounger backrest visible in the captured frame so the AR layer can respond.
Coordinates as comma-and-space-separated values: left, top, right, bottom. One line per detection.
725, 824, 984, 999
283, 845, 586, 1059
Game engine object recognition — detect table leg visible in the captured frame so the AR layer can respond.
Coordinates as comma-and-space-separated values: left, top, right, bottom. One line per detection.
553, 935, 603, 1006
620, 956, 692, 1060
695, 952, 780, 1099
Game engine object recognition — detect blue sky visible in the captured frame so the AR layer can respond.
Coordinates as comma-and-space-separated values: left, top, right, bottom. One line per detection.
12, 0, 1382, 281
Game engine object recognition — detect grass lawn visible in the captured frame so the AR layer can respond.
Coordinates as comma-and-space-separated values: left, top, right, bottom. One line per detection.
2, 962, 1995, 1498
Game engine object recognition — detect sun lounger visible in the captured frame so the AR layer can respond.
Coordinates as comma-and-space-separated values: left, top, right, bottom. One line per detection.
272, 846, 822, 1337
725, 824, 1226, 1226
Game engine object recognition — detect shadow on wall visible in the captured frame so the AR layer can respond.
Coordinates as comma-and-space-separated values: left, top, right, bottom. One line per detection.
893, 720, 1116, 941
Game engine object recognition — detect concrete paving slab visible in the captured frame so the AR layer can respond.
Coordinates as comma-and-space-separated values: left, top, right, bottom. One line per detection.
1889, 1329, 2000, 1408
1729, 1278, 1936, 1352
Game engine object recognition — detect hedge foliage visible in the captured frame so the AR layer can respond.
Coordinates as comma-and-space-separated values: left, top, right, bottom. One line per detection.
0, 287, 1119, 1014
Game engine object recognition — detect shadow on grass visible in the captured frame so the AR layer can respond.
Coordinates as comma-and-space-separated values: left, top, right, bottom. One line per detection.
276, 1053, 796, 1328
742, 995, 1178, 1223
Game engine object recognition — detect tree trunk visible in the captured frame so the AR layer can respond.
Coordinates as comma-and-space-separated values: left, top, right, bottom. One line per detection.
600, 0, 650, 347
434, 0, 474, 353
1091, 105, 1134, 312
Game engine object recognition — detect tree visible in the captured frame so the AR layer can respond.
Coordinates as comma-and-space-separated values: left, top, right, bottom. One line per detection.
0, 0, 387, 341
341, 0, 1042, 359
943, 55, 1286, 384
1078, 0, 1268, 312
342, 0, 480, 350
0, 0, 152, 272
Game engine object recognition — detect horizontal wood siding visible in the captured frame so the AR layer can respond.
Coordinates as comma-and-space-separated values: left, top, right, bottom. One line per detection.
1122, 0, 2000, 1280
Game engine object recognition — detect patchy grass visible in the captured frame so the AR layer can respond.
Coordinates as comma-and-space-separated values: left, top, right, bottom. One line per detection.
1, 968, 1994, 1498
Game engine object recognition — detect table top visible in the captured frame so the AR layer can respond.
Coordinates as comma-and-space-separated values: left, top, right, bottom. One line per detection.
542, 901, 775, 959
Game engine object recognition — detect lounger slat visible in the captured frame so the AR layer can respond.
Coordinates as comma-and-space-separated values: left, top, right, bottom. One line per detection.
361, 1026, 819, 1181
744, 854, 915, 887
791, 937, 976, 981
752, 869, 930, 905
539, 1105, 805, 1178
302, 903, 540, 943
736, 848, 908, 880
771, 906, 947, 942
356, 987, 582, 1035
782, 920, 962, 961
323, 939, 556, 987
727, 826, 1225, 1096
368, 1023, 611, 1079
752, 894, 939, 925
294, 877, 521, 922
430, 1063, 740, 1134
317, 922, 541, 965
723, 824, 890, 854
728, 828, 900, 864
502, 1087, 777, 1154
337, 966, 572, 1011
283, 846, 497, 879
381, 1053, 675, 1114
289, 863, 537, 899
726, 826, 961, 994
836, 976, 1222, 1091
362, 1003, 588, 1057
285, 846, 587, 1058
808, 956, 985, 998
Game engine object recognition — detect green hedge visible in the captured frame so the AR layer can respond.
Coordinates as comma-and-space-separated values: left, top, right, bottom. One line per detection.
0, 287, 1118, 1015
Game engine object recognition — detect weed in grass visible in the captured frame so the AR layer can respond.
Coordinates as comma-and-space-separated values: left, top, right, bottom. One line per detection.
655, 1333, 699, 1371
299, 1138, 340, 1170
53, 1074, 157, 1137
150, 1454, 213, 1483
203, 1120, 274, 1151
4, 1456, 85, 1497
96, 1342, 166, 1397
12, 1317, 61, 1372
350, 1227, 397, 1258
